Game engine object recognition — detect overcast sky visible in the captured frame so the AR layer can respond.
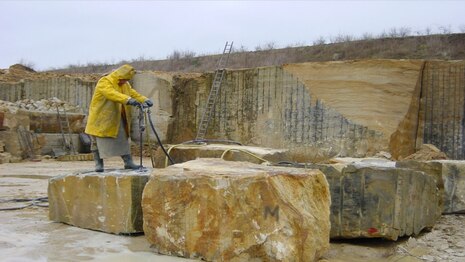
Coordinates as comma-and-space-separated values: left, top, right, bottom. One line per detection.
1, 0, 464, 71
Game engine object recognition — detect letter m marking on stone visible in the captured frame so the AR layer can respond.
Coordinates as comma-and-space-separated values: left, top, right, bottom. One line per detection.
264, 205, 279, 221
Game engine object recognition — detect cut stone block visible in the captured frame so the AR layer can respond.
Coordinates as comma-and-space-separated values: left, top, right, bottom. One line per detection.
27, 111, 85, 133
154, 143, 289, 168
48, 169, 151, 234
436, 160, 465, 214
395, 160, 444, 217
398, 160, 465, 214
308, 161, 439, 240
142, 158, 330, 261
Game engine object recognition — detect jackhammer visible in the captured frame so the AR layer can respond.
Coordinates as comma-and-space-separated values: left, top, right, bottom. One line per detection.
136, 104, 175, 170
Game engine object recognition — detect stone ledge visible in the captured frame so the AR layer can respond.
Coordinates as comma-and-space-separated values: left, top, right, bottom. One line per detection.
48, 168, 151, 234
154, 143, 289, 168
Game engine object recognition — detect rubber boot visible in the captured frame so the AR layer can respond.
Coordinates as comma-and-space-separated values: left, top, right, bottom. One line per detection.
92, 150, 104, 172
121, 154, 140, 170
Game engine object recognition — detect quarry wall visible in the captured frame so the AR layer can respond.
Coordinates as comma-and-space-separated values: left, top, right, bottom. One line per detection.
418, 61, 465, 159
170, 66, 385, 161
169, 60, 465, 160
0, 78, 95, 113
1, 59, 465, 160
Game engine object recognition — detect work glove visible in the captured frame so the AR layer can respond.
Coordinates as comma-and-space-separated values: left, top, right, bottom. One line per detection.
127, 98, 141, 107
142, 99, 154, 108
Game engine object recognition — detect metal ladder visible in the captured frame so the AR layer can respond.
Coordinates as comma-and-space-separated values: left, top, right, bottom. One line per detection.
17, 126, 35, 159
56, 105, 76, 155
195, 41, 233, 141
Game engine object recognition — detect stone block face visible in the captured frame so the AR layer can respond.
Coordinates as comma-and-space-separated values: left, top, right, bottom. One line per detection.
396, 160, 444, 217
48, 169, 151, 234
154, 144, 289, 168
397, 160, 465, 214
310, 162, 439, 240
142, 159, 330, 261
434, 160, 465, 214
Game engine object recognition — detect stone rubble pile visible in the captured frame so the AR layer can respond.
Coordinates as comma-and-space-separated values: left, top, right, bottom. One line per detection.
0, 97, 84, 114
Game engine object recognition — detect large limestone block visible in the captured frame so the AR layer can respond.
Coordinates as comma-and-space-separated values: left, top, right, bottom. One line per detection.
48, 169, 151, 234
309, 161, 439, 240
395, 160, 444, 217
436, 160, 465, 214
142, 159, 330, 261
0, 110, 30, 130
28, 111, 85, 133
154, 143, 289, 168
400, 160, 465, 214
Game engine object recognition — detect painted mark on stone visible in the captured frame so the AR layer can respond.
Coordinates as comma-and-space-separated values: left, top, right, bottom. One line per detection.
264, 205, 279, 221
367, 227, 378, 234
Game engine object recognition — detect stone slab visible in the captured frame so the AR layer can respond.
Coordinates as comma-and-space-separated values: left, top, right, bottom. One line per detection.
399, 160, 465, 214
395, 160, 444, 217
37, 133, 81, 155
48, 168, 151, 234
435, 160, 465, 214
142, 158, 330, 261
308, 161, 439, 240
154, 143, 289, 168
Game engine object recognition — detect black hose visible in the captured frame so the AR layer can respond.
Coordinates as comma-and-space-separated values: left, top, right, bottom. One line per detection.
147, 110, 175, 165
0, 197, 49, 211
183, 139, 243, 146
138, 104, 145, 168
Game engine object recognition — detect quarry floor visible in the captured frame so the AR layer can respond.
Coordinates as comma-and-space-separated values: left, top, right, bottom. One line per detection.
0, 158, 464, 262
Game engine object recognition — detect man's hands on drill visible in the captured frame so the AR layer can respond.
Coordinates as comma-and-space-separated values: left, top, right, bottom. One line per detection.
127, 98, 141, 106
127, 98, 153, 108
142, 99, 154, 108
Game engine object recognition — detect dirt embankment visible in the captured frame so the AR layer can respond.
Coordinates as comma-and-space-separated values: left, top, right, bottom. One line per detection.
49, 33, 465, 74
0, 64, 100, 83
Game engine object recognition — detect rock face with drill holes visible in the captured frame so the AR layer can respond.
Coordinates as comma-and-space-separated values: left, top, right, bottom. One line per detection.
142, 158, 331, 261
308, 159, 440, 240
48, 169, 151, 234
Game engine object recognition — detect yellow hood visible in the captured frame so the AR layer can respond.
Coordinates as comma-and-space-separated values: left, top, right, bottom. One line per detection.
111, 64, 136, 80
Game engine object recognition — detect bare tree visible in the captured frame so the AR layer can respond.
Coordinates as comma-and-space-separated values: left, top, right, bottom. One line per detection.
17, 58, 36, 70
398, 27, 412, 37
438, 25, 451, 34
360, 32, 374, 40
312, 36, 326, 45
460, 25, 465, 33
424, 26, 433, 35
233, 45, 249, 53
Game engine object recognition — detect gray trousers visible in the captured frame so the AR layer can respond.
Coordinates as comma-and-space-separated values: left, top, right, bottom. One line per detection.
90, 119, 130, 158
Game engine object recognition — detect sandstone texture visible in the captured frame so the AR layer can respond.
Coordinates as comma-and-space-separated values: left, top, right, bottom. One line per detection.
308, 160, 439, 240
417, 61, 465, 160
169, 60, 430, 160
130, 72, 177, 143
403, 144, 448, 161
399, 160, 465, 214
48, 169, 151, 234
142, 158, 330, 261
154, 143, 288, 168
283, 60, 423, 138
436, 160, 465, 214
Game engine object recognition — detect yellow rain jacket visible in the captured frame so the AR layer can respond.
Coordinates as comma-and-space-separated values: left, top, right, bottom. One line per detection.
85, 64, 147, 138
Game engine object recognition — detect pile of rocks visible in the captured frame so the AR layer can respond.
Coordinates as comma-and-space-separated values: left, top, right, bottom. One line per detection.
0, 98, 84, 114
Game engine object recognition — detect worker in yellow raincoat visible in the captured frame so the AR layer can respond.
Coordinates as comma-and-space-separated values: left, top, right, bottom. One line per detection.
85, 64, 153, 172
